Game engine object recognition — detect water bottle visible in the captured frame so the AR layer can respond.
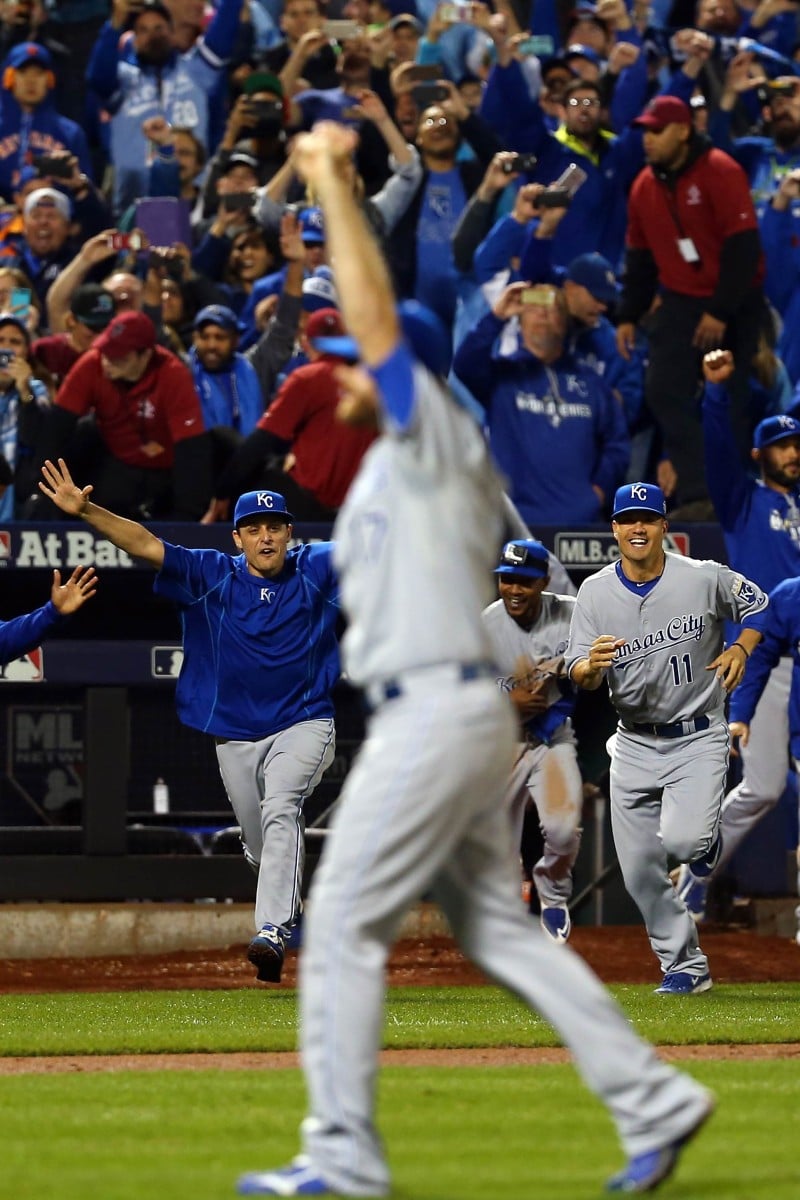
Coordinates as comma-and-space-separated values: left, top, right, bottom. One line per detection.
153, 777, 170, 815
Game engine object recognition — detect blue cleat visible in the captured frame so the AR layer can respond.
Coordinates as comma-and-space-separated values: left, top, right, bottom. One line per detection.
675, 865, 709, 922
540, 905, 571, 944
246, 923, 286, 983
606, 1095, 715, 1193
237, 1157, 332, 1195
654, 971, 712, 995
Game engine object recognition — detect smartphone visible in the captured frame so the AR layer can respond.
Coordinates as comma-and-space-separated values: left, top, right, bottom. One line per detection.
221, 192, 254, 211
35, 154, 73, 180
10, 287, 31, 319
502, 152, 538, 174
108, 232, 143, 252
517, 35, 554, 56
521, 286, 556, 306
439, 3, 461, 22
552, 162, 588, 196
0, 350, 15, 368
324, 19, 361, 39
412, 82, 449, 108
406, 65, 441, 82
534, 188, 571, 209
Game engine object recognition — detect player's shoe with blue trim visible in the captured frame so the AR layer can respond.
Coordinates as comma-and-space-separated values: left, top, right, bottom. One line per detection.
654, 971, 712, 995
237, 1157, 333, 1195
606, 1093, 715, 1193
675, 865, 709, 923
540, 906, 571, 944
247, 923, 286, 983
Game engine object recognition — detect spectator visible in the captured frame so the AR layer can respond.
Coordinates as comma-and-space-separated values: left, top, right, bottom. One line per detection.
237, 205, 327, 347
388, 13, 422, 66
0, 311, 50, 517
32, 282, 115, 388
760, 166, 800, 383
203, 307, 378, 523
189, 303, 267, 438
0, 41, 93, 201
0, 262, 41, 338
260, 0, 339, 92
712, 67, 800, 215
616, 95, 768, 517
453, 280, 630, 524
87, 0, 244, 215
45, 229, 151, 334
39, 310, 211, 520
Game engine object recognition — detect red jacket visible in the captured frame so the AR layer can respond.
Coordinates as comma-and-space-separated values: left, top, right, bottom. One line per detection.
626, 145, 763, 298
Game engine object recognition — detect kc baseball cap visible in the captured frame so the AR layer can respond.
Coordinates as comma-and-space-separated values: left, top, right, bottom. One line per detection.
4, 42, 53, 73
70, 283, 115, 331
495, 539, 550, 579
233, 490, 294, 526
306, 307, 359, 359
193, 304, 240, 333
753, 413, 800, 449
612, 482, 667, 519
23, 187, 71, 221
563, 43, 605, 68
94, 311, 157, 360
633, 96, 692, 131
299, 207, 325, 244
301, 266, 338, 313
565, 252, 617, 304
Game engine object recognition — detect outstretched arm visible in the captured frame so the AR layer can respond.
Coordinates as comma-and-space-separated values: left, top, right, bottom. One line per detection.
39, 460, 165, 570
50, 566, 98, 615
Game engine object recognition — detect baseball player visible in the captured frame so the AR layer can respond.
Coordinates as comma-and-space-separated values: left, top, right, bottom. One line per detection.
38, 461, 339, 985
483, 537, 582, 943
727, 575, 800, 943
0, 566, 97, 663
567, 482, 769, 994
237, 120, 714, 1200
674, 348, 800, 921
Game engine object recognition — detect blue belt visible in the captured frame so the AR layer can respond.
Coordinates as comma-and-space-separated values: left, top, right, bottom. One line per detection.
625, 715, 710, 739
365, 661, 496, 712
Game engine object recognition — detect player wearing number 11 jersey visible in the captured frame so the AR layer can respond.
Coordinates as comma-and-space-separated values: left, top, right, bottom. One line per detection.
566, 482, 768, 994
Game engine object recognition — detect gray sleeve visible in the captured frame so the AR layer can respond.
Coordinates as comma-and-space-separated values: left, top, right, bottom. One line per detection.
245, 291, 301, 404
715, 564, 770, 626
369, 146, 423, 234
565, 586, 600, 678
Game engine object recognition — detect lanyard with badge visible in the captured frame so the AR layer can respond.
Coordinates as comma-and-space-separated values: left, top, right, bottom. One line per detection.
658, 179, 702, 268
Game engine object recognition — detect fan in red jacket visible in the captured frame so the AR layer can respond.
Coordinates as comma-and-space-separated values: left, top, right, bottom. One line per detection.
616, 95, 769, 518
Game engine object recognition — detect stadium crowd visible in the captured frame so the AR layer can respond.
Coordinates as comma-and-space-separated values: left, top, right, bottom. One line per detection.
1, 0, 800, 527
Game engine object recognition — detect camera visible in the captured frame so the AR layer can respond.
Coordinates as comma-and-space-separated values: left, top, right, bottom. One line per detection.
246, 97, 284, 137
221, 192, 255, 212
108, 232, 143, 252
502, 153, 538, 174
0, 350, 15, 369
533, 188, 571, 209
35, 154, 73, 180
412, 82, 449, 108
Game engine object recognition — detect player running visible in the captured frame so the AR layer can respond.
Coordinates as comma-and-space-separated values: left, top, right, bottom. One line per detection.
38, 464, 338, 985
567, 483, 769, 994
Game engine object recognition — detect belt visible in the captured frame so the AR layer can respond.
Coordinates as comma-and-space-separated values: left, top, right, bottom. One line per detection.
624, 715, 710, 739
364, 661, 496, 713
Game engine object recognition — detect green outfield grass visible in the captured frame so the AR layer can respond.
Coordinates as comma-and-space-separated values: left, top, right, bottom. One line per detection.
0, 1062, 798, 1200
1, 984, 800, 1057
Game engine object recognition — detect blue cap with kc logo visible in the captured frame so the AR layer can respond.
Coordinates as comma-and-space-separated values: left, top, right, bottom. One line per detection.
753, 413, 800, 450
612, 482, 667, 519
234, 490, 294, 526
494, 538, 550, 579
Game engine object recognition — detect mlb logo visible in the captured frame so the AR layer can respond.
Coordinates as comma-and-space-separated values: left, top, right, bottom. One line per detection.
665, 532, 689, 556
0, 648, 43, 682
0, 531, 11, 560
152, 646, 184, 678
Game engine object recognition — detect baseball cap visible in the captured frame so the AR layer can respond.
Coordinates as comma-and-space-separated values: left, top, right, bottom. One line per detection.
541, 55, 579, 80
299, 207, 325, 244
398, 299, 451, 377
23, 187, 70, 221
193, 304, 240, 333
389, 13, 423, 32
70, 284, 115, 331
225, 149, 259, 173
306, 307, 359, 360
94, 311, 157, 361
233, 489, 293, 526
242, 70, 284, 98
0, 312, 31, 344
301, 266, 338, 313
4, 42, 53, 73
611, 482, 667, 520
632, 96, 692, 131
753, 413, 800, 449
494, 539, 550, 579
563, 43, 604, 68
565, 252, 618, 305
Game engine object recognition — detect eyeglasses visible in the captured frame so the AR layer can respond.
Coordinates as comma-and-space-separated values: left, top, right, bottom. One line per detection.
421, 116, 450, 128
567, 97, 601, 108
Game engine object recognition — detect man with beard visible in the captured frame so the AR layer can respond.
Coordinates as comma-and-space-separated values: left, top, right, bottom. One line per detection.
87, 0, 245, 215
715, 67, 800, 214
616, 95, 767, 517
673, 349, 800, 921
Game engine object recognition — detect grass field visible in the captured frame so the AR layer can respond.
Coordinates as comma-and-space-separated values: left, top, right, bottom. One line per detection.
1, 985, 799, 1198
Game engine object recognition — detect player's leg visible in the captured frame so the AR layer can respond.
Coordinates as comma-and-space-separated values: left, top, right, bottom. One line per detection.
527, 736, 583, 942
677, 662, 791, 919
610, 731, 709, 983
215, 736, 267, 895
432, 787, 714, 1178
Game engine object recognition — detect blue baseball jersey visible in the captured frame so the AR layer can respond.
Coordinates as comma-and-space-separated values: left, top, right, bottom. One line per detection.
154, 541, 340, 740
729, 576, 800, 759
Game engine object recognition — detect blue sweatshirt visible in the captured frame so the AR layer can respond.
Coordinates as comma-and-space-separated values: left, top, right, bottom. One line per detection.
729, 577, 800, 760
0, 70, 93, 200
0, 600, 64, 665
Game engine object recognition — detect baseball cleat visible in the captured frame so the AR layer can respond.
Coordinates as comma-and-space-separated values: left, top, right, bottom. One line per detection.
674, 865, 709, 923
605, 1093, 715, 1193
540, 906, 571, 944
247, 923, 286, 983
237, 1157, 333, 1195
654, 971, 712, 996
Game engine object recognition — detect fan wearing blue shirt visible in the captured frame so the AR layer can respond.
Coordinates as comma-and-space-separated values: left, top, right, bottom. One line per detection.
38, 461, 340, 986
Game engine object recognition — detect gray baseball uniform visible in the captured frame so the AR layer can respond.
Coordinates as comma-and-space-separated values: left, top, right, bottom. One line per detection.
566, 553, 769, 981
288, 347, 711, 1196
482, 592, 582, 909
